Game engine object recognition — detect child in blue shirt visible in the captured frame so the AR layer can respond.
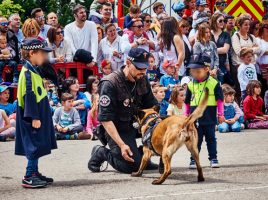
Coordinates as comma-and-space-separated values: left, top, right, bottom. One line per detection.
124, 4, 141, 29
152, 83, 168, 116
147, 55, 159, 84
0, 85, 16, 116
159, 60, 180, 101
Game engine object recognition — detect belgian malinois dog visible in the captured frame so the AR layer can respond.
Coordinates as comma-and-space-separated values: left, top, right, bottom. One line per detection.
131, 88, 209, 185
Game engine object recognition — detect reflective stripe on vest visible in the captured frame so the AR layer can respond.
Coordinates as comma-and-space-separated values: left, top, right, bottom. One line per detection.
188, 77, 218, 106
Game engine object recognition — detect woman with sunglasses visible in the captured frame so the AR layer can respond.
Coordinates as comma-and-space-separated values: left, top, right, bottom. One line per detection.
140, 13, 160, 67
46, 25, 73, 64
211, 13, 232, 84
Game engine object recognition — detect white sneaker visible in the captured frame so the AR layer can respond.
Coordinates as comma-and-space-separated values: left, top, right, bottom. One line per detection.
189, 160, 197, 169
210, 159, 220, 168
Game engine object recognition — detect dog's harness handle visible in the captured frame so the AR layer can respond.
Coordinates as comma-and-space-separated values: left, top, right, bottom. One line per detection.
141, 114, 161, 156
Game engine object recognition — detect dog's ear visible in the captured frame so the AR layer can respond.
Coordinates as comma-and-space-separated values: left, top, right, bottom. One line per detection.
153, 105, 160, 113
137, 110, 146, 120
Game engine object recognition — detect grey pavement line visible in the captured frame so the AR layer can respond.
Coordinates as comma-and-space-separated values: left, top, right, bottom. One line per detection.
109, 185, 268, 200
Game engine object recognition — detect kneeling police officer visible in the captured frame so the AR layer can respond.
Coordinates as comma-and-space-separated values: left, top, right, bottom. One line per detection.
88, 48, 158, 173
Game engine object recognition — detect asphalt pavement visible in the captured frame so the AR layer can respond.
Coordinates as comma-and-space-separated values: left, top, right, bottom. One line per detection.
0, 129, 268, 200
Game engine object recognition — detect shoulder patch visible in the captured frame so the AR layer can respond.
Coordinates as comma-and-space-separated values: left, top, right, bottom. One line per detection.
99, 95, 111, 107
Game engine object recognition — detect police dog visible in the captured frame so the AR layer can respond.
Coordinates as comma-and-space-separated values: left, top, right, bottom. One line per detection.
131, 88, 209, 185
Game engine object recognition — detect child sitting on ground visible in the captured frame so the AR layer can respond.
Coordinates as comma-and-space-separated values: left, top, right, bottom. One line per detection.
124, 4, 141, 29
53, 93, 84, 140
0, 109, 15, 141
218, 84, 244, 133
237, 48, 257, 103
147, 55, 159, 84
167, 86, 186, 116
243, 80, 268, 129
86, 94, 100, 140
101, 59, 112, 77
0, 35, 19, 84
152, 83, 168, 116
160, 60, 180, 101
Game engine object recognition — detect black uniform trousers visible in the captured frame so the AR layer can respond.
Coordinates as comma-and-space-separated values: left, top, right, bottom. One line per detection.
104, 127, 142, 174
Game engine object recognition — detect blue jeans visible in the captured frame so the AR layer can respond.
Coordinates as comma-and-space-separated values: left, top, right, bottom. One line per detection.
218, 121, 241, 133
191, 124, 217, 161
26, 159, 39, 177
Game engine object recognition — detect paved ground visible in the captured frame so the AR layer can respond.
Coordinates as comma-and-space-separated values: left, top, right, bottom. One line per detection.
0, 129, 268, 200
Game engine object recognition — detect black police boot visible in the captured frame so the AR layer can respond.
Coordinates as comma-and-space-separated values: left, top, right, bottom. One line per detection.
159, 157, 164, 174
88, 145, 108, 172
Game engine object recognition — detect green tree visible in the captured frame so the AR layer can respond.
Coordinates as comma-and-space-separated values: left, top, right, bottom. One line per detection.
0, 0, 25, 18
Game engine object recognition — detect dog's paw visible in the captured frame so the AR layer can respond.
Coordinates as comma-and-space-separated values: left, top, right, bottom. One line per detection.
198, 176, 205, 182
152, 179, 162, 185
131, 172, 142, 177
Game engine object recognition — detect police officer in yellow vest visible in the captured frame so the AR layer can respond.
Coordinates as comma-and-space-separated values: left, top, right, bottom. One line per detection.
185, 53, 224, 169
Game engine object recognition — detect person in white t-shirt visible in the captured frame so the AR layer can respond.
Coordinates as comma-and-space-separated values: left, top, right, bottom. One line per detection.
237, 48, 257, 101
64, 4, 98, 67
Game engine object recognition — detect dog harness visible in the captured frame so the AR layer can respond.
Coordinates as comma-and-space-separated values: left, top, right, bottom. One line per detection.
141, 114, 161, 156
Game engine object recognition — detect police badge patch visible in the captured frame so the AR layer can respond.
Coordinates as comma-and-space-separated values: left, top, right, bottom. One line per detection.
123, 99, 130, 107
100, 95, 111, 107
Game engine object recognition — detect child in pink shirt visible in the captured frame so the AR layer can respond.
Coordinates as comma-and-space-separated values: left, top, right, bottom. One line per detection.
86, 94, 99, 140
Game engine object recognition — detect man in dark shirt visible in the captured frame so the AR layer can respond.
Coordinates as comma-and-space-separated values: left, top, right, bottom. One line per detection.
88, 48, 158, 174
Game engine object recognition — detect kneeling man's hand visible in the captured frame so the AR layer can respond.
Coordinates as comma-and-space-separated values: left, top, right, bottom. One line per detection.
120, 144, 134, 163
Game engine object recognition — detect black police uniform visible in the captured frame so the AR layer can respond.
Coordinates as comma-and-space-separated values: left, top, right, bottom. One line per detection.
88, 48, 158, 174
98, 67, 157, 173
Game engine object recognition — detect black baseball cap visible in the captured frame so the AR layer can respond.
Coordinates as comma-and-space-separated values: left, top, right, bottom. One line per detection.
21, 38, 52, 52
127, 48, 151, 69
187, 54, 211, 69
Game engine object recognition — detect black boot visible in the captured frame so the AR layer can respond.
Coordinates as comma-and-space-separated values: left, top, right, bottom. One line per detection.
88, 145, 108, 172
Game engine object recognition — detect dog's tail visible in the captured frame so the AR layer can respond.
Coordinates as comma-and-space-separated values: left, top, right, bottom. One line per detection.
182, 87, 209, 129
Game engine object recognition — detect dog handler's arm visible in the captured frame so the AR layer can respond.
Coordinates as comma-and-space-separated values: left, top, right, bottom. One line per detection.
101, 121, 134, 163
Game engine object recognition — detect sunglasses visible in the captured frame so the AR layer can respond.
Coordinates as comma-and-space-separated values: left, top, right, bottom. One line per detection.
132, 25, 144, 29
218, 19, 224, 23
56, 30, 64, 35
263, 25, 268, 29
36, 16, 45, 21
181, 25, 189, 28
216, 3, 227, 7
144, 20, 152, 23
0, 22, 10, 27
